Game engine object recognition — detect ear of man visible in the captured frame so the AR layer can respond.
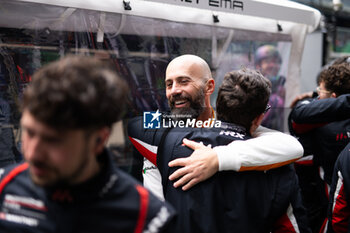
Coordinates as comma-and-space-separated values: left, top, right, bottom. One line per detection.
205, 79, 215, 95
250, 113, 265, 134
93, 127, 111, 155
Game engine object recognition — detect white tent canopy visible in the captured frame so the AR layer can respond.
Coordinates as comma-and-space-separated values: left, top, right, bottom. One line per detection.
2, 0, 321, 108
9, 0, 320, 105
13, 0, 320, 34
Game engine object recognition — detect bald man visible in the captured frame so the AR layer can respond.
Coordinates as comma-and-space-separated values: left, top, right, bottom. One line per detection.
132, 54, 303, 200
165, 54, 215, 122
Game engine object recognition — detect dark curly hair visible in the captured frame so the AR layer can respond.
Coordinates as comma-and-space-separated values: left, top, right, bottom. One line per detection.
216, 68, 271, 130
319, 63, 350, 96
22, 55, 128, 130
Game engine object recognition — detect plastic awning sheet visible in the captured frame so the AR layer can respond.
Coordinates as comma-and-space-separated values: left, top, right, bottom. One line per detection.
0, 0, 322, 131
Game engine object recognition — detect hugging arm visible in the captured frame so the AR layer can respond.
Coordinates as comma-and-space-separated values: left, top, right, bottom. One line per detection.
169, 126, 303, 190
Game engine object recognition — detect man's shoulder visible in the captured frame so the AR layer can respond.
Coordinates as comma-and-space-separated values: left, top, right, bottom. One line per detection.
127, 115, 167, 142
159, 122, 249, 160
0, 163, 33, 199
337, 143, 350, 168
0, 163, 29, 182
191, 122, 249, 144
109, 166, 176, 231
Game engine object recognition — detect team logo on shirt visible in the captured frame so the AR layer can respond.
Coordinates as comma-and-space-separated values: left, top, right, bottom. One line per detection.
143, 165, 157, 174
219, 130, 245, 139
143, 110, 162, 129
0, 194, 47, 226
335, 132, 350, 141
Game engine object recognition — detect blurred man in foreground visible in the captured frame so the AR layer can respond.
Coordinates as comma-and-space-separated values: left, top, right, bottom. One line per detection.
0, 55, 175, 233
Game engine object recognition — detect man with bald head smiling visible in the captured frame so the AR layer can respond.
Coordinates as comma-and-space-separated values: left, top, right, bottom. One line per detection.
131, 54, 303, 200
165, 54, 215, 122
